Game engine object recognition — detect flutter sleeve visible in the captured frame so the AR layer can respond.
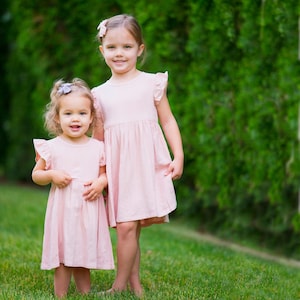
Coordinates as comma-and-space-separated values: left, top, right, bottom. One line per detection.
33, 139, 51, 170
154, 71, 168, 102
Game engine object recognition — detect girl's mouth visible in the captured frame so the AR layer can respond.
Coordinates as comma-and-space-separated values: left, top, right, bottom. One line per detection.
70, 125, 81, 130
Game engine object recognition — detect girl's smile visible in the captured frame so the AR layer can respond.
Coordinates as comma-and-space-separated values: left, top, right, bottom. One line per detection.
69, 124, 81, 132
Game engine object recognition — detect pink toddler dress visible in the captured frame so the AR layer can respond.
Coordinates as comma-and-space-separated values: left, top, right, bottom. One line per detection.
92, 71, 177, 227
33, 137, 114, 270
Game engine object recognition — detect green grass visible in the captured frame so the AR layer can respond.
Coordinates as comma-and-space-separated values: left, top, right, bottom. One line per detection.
1, 183, 300, 299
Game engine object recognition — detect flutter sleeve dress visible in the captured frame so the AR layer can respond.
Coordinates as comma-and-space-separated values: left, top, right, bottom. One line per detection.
92, 71, 177, 228
33, 137, 114, 270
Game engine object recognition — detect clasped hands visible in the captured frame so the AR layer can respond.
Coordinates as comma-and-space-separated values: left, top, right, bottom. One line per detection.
51, 170, 106, 201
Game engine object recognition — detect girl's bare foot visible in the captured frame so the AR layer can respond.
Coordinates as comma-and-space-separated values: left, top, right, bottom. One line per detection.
132, 288, 144, 298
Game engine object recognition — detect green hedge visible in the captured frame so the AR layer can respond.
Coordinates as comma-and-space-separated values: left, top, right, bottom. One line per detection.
2, 0, 300, 257
182, 0, 300, 257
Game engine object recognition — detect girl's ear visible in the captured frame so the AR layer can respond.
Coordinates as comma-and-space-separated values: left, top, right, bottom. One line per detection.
89, 114, 94, 125
55, 115, 60, 124
99, 45, 104, 55
138, 44, 145, 57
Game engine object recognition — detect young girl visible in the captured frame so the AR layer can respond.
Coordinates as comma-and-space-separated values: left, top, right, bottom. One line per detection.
32, 78, 114, 298
92, 14, 184, 297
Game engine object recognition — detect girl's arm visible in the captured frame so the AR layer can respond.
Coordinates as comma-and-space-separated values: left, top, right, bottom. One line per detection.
92, 125, 104, 141
156, 93, 184, 180
92, 108, 104, 141
32, 158, 72, 188
83, 165, 108, 201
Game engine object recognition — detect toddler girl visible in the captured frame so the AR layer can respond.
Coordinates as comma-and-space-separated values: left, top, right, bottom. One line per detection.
32, 78, 114, 298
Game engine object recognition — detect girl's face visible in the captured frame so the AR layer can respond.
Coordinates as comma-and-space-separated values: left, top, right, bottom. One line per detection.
100, 27, 144, 77
57, 94, 93, 143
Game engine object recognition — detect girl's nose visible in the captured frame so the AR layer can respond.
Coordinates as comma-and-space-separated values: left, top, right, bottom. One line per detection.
115, 47, 123, 56
71, 114, 79, 121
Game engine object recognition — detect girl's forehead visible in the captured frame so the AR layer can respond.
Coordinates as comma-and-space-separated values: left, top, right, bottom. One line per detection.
104, 27, 136, 43
60, 94, 91, 109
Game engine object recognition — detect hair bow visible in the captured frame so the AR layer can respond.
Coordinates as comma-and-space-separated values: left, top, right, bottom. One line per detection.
58, 83, 72, 95
97, 19, 108, 38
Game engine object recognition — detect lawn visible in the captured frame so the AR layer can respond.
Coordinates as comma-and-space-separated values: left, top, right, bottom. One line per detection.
0, 183, 300, 299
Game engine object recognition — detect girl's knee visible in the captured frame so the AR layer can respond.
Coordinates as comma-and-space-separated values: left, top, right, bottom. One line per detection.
117, 221, 139, 237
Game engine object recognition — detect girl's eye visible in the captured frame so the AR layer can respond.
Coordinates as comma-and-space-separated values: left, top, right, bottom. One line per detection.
80, 112, 87, 115
124, 45, 132, 49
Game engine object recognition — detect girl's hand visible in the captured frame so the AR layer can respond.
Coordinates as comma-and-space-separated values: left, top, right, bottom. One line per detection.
51, 170, 72, 188
165, 158, 184, 180
83, 174, 107, 201
32, 158, 72, 187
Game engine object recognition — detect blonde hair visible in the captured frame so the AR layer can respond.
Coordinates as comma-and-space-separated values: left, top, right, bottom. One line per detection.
44, 78, 96, 136
97, 14, 146, 64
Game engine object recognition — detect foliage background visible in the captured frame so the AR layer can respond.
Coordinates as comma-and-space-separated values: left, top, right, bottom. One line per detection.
1, 0, 300, 257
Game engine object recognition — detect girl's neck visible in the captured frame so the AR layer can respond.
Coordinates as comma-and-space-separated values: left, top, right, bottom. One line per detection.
59, 134, 89, 145
110, 69, 141, 84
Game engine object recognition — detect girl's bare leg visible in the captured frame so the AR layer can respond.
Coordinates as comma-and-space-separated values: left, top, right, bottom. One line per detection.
129, 223, 143, 296
72, 267, 91, 295
54, 264, 72, 298
111, 221, 140, 292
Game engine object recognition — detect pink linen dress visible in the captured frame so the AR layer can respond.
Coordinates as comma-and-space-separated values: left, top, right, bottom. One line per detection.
33, 137, 114, 270
92, 71, 177, 227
